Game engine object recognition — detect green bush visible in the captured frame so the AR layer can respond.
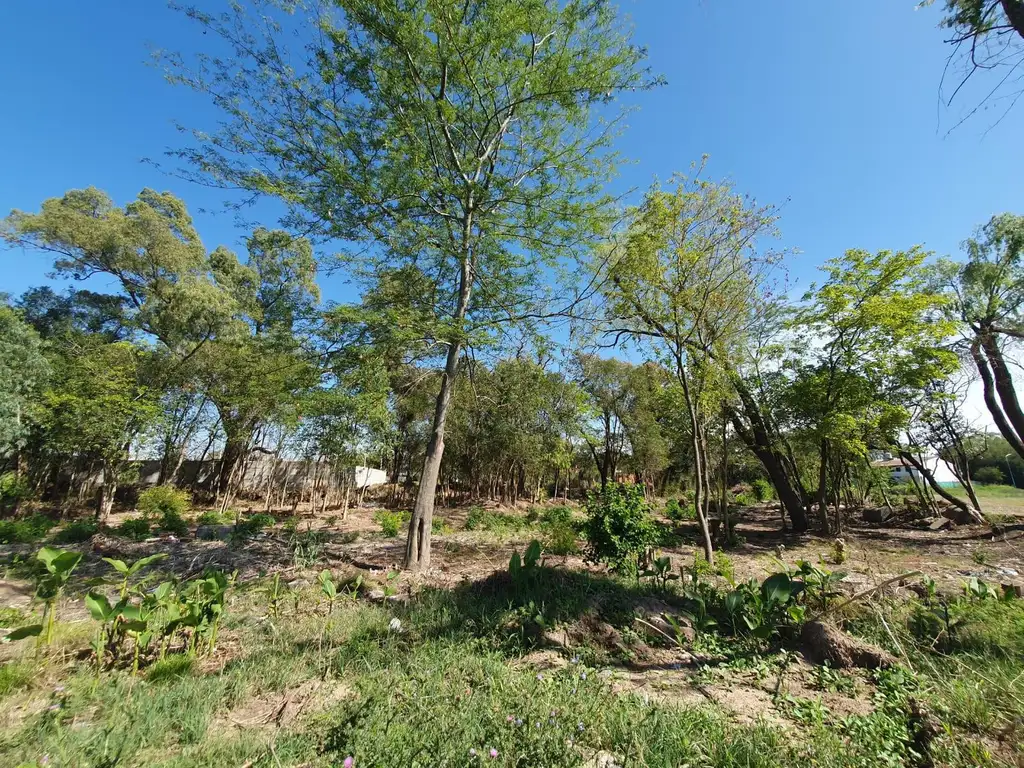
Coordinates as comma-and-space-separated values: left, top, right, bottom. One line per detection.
545, 523, 579, 556
374, 510, 410, 537
732, 492, 756, 507
751, 479, 775, 502
464, 507, 527, 533
0, 473, 32, 512
195, 510, 226, 526
53, 519, 99, 543
973, 466, 1005, 485
116, 517, 151, 541
431, 516, 452, 535
665, 498, 695, 522
582, 483, 659, 576
234, 512, 276, 538
137, 485, 190, 519
158, 509, 190, 536
0, 513, 56, 544
540, 505, 575, 528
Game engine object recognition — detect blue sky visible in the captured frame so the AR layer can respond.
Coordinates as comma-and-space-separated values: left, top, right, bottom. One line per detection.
1, 0, 1022, 307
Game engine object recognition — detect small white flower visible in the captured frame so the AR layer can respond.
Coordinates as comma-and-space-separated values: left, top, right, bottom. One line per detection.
389, 617, 402, 633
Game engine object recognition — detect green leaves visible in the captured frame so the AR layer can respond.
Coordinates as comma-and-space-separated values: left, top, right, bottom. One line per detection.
38, 546, 82, 575
85, 591, 114, 622
319, 569, 337, 601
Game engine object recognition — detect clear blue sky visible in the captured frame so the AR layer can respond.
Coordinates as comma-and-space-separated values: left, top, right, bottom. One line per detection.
1, 1, 1022, 304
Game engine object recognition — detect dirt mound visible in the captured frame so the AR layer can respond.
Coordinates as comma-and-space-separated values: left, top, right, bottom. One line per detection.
800, 620, 898, 669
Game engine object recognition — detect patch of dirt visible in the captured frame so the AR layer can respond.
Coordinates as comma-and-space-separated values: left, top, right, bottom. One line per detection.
0, 580, 33, 609
210, 678, 352, 735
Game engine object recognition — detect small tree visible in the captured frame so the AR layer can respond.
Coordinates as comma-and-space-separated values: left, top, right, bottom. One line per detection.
582, 482, 658, 577
974, 466, 1006, 485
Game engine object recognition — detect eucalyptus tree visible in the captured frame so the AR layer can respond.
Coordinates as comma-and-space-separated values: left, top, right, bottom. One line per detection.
574, 354, 634, 489
164, 0, 658, 570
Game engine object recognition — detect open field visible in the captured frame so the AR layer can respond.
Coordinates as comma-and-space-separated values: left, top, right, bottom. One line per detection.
2, 500, 1022, 767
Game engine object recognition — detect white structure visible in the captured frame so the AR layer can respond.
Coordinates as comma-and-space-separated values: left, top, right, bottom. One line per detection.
354, 465, 388, 489
870, 453, 959, 487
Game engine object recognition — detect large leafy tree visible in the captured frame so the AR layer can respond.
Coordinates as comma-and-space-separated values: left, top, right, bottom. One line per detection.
934, 213, 1024, 461
163, 0, 657, 570
603, 172, 785, 559
788, 247, 960, 530
0, 306, 49, 462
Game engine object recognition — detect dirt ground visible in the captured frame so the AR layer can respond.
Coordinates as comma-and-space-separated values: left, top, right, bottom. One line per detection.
3, 499, 1022, 729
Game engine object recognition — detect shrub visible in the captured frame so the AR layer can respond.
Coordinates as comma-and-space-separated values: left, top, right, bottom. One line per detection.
540, 505, 575, 528
195, 510, 226, 526
374, 510, 410, 537
53, 519, 99, 544
545, 523, 579, 556
116, 517, 151, 541
974, 466, 1005, 485
464, 507, 527, 533
137, 485, 190, 519
234, 512, 276, 538
732, 492, 756, 507
158, 509, 189, 536
751, 479, 774, 502
0, 472, 32, 512
0, 514, 56, 544
431, 516, 452, 535
665, 498, 695, 522
582, 483, 658, 576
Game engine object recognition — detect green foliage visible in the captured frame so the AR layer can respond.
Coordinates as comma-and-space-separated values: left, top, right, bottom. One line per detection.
137, 485, 191, 519
53, 519, 99, 544
9, 546, 84, 647
374, 510, 410, 538
195, 510, 227, 526
232, 512, 276, 539
464, 507, 528, 534
115, 517, 151, 541
582, 483, 659, 576
0, 661, 34, 698
665, 497, 696, 522
0, 513, 55, 544
732, 492, 756, 507
641, 555, 680, 590
0, 472, 32, 512
973, 466, 1004, 485
0, 307, 49, 458
751, 479, 775, 502
158, 509, 189, 536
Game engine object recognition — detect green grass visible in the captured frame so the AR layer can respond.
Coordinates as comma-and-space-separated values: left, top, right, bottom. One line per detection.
0, 563, 1021, 766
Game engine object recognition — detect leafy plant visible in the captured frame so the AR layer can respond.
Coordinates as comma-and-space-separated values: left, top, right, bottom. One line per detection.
103, 553, 168, 599
195, 510, 226, 526
0, 514, 56, 544
7, 547, 83, 647
793, 561, 846, 614
158, 509, 189, 536
641, 555, 679, 591
582, 483, 658, 577
973, 466, 1005, 485
0, 472, 32, 512
374, 510, 409, 537
137, 485, 190, 519
115, 517, 151, 541
319, 569, 338, 617
290, 528, 326, 567
509, 540, 543, 583
665, 497, 695, 522
812, 661, 856, 695
751, 479, 775, 502
52, 519, 99, 544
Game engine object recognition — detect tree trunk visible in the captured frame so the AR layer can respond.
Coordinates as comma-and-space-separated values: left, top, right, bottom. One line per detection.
981, 333, 1024, 447
678, 362, 714, 564
970, 339, 1024, 460
405, 338, 462, 571
816, 440, 830, 533
97, 459, 117, 525
899, 450, 985, 524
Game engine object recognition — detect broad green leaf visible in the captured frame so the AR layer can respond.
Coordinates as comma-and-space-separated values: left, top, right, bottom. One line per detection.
51, 551, 83, 575
5, 624, 43, 641
85, 591, 113, 621
524, 539, 542, 569
128, 553, 168, 576
103, 558, 129, 575
37, 546, 63, 569
762, 573, 795, 605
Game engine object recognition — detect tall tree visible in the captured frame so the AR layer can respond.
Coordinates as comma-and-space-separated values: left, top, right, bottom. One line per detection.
935, 213, 1024, 461
0, 306, 49, 463
602, 172, 783, 561
925, 0, 1024, 125
163, 0, 658, 570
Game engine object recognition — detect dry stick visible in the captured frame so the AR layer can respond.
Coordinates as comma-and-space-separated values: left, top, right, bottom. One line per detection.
807, 570, 922, 623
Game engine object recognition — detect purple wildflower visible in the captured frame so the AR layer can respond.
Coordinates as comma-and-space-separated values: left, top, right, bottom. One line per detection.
343, 758, 354, 768
489, 748, 498, 758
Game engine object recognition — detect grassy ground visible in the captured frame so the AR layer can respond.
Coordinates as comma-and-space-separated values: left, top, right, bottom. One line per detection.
1, 501, 1022, 767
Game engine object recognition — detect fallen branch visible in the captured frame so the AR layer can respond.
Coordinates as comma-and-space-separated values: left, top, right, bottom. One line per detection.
809, 570, 922, 623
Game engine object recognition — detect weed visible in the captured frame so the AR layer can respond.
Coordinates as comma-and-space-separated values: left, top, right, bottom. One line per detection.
0, 513, 56, 544
195, 510, 226, 526
0, 661, 34, 698
52, 518, 99, 544
971, 548, 989, 566
159, 508, 190, 536
233, 512, 276, 539
811, 661, 857, 695
464, 507, 528, 533
115, 516, 151, 540
374, 509, 410, 537
665, 497, 696, 522
641, 554, 679, 591
7, 546, 83, 647
137, 485, 190, 519
431, 516, 452, 535
291, 528, 327, 567
752, 479, 775, 502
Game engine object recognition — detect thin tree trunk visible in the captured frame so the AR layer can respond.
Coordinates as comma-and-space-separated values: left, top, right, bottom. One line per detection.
899, 450, 985, 524
678, 362, 714, 564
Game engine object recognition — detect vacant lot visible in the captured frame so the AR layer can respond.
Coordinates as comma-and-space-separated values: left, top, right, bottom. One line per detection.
1, 499, 1022, 767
